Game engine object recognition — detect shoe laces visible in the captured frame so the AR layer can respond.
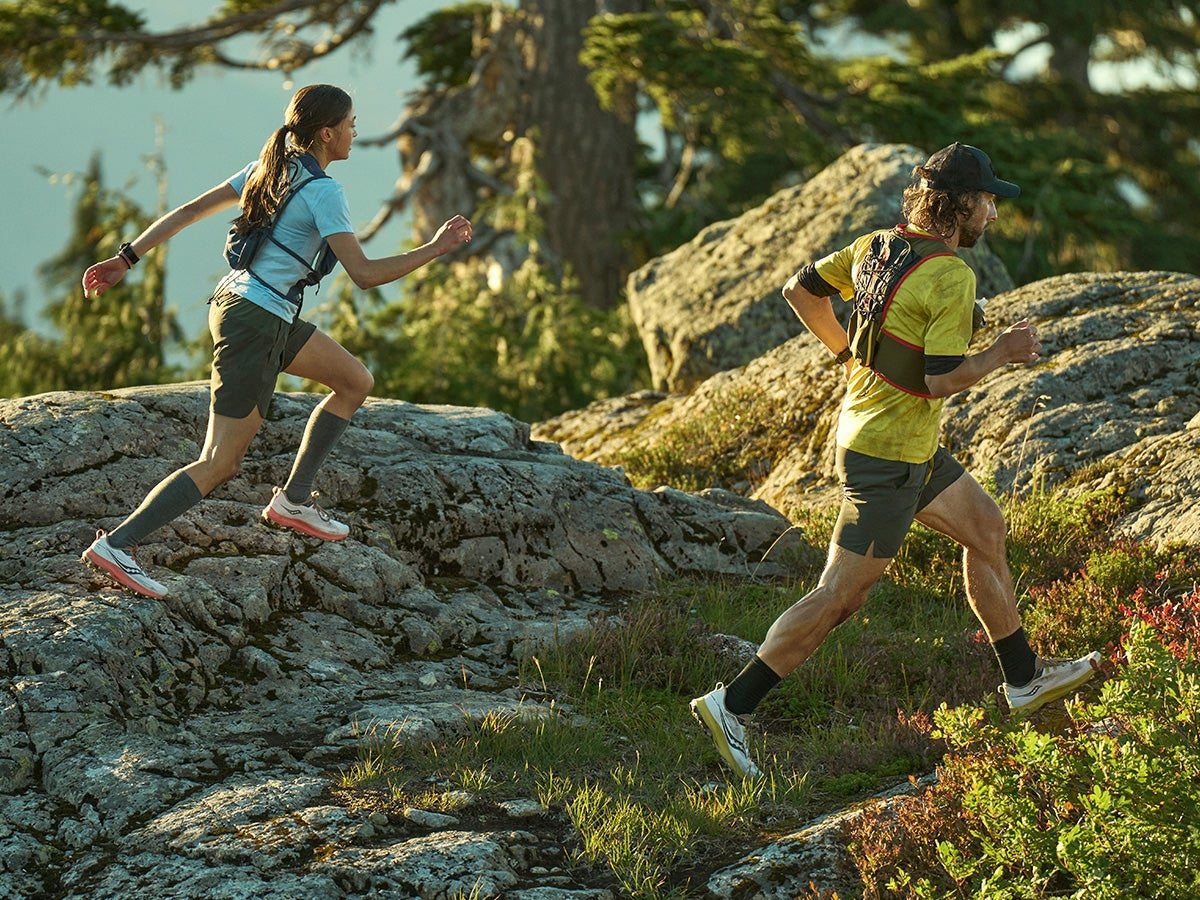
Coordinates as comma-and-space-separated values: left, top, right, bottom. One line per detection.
121, 544, 150, 574
308, 491, 333, 523
99, 530, 148, 571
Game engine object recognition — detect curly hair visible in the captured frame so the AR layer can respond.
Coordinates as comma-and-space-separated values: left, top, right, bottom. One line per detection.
901, 164, 981, 241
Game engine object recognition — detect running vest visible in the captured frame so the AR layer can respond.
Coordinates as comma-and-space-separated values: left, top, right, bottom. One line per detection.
223, 153, 339, 312
846, 227, 958, 398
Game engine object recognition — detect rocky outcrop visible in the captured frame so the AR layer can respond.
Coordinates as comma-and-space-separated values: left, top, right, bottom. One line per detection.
627, 143, 1015, 392
706, 775, 935, 898
538, 271, 1200, 547
0, 384, 801, 898
1068, 421, 1200, 547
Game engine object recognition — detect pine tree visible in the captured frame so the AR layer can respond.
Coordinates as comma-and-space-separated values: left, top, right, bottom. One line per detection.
0, 151, 180, 397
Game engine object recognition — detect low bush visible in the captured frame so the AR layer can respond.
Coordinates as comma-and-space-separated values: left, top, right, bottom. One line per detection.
847, 578, 1200, 898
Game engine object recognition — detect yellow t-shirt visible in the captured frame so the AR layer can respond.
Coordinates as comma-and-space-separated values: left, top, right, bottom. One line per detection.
814, 226, 976, 464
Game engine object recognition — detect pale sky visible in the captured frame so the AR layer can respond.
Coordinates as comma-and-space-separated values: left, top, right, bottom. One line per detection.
4, 5, 1189, 346
4, 0, 444, 339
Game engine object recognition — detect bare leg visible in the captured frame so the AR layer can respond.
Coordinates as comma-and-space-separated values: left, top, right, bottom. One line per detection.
182, 407, 265, 496
283, 328, 373, 419
915, 472, 1021, 640
758, 543, 892, 677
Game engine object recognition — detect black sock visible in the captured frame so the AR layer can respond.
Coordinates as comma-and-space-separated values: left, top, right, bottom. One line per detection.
992, 626, 1037, 687
723, 655, 782, 716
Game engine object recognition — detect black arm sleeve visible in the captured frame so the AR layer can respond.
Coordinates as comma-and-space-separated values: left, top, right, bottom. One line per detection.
795, 263, 840, 297
924, 354, 966, 376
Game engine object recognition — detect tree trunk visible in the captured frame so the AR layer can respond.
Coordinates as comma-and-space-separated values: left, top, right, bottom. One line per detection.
518, 0, 642, 309
1049, 32, 1093, 93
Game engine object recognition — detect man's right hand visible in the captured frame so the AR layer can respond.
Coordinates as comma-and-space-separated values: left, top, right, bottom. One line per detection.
996, 318, 1041, 364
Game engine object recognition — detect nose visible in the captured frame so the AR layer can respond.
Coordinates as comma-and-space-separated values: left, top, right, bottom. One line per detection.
987, 199, 998, 222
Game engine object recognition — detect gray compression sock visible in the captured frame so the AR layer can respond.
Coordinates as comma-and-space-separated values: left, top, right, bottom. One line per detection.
107, 470, 204, 550
283, 407, 350, 504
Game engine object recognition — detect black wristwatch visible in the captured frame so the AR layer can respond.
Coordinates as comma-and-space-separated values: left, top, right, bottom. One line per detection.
118, 242, 140, 269
834, 347, 853, 365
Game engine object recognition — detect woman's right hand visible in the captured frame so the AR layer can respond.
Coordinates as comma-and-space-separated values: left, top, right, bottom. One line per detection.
81, 257, 129, 298
431, 214, 473, 255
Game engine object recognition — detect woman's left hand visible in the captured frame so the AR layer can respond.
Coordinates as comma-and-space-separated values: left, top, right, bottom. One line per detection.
81, 258, 129, 298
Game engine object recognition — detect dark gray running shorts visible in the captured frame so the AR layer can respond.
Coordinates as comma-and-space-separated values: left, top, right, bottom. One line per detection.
207, 289, 316, 419
831, 446, 965, 558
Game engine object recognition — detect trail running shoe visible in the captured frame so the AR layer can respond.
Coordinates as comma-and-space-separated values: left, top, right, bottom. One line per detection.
1001, 651, 1102, 714
81, 530, 167, 599
262, 487, 349, 541
689, 683, 762, 779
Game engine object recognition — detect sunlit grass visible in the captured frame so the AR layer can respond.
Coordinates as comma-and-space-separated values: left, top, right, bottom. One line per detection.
338, 481, 1196, 893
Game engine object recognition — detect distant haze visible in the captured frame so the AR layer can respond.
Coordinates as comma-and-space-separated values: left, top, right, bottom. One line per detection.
4, 5, 1181, 348
4, 0, 444, 340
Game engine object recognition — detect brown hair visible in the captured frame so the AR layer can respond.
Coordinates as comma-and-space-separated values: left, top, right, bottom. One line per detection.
901, 163, 980, 241
231, 84, 353, 233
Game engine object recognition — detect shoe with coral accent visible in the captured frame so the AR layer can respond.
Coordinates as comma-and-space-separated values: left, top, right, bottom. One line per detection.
81, 530, 167, 599
262, 487, 349, 541
689, 683, 762, 779
1001, 651, 1102, 714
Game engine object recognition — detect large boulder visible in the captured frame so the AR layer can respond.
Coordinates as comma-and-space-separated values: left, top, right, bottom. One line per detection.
0, 384, 801, 896
539, 271, 1200, 548
627, 143, 1015, 392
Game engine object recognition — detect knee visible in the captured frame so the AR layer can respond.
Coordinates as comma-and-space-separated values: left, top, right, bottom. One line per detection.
197, 450, 243, 486
841, 587, 871, 623
973, 502, 1008, 559
338, 364, 374, 406
821, 582, 871, 627
358, 367, 375, 401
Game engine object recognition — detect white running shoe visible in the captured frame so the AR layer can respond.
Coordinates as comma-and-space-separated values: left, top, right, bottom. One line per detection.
689, 684, 762, 779
262, 487, 349, 541
81, 530, 167, 599
1001, 651, 1102, 714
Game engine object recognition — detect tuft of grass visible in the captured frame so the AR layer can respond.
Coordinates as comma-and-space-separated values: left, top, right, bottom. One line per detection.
1005, 484, 1133, 589
608, 386, 813, 493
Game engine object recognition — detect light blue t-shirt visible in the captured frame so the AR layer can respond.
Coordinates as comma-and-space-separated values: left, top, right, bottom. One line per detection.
220, 156, 354, 322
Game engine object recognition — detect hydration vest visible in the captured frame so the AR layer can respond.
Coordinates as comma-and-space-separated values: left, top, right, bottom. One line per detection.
847, 226, 960, 398
224, 153, 339, 312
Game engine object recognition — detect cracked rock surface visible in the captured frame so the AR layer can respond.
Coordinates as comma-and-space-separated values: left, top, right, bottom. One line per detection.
0, 386, 801, 898
538, 271, 1200, 547
626, 143, 1014, 392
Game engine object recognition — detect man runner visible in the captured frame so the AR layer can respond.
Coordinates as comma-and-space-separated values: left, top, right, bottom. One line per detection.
691, 142, 1100, 779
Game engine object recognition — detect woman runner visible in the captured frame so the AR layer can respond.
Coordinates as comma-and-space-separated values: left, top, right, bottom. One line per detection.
80, 83, 472, 599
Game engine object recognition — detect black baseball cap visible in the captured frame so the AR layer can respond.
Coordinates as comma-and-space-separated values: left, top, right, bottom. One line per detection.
923, 142, 1020, 199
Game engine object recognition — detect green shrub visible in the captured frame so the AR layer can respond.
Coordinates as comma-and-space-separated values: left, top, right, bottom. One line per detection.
1005, 486, 1132, 589
314, 256, 646, 422
1022, 543, 1200, 658
847, 582, 1200, 898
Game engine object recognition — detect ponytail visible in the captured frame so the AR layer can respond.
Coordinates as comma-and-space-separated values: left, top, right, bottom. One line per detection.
230, 84, 353, 235
232, 126, 293, 234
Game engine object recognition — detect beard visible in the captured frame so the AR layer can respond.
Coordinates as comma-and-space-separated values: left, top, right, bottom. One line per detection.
957, 219, 985, 248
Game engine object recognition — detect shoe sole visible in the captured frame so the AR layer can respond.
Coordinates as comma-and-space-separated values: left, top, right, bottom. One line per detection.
81, 549, 166, 599
262, 508, 348, 541
1010, 657, 1101, 715
689, 697, 757, 779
